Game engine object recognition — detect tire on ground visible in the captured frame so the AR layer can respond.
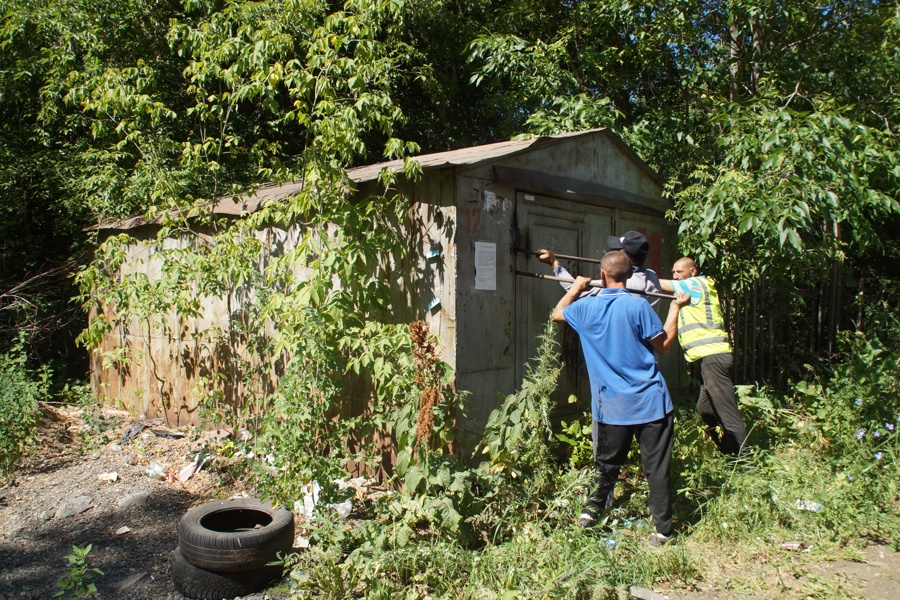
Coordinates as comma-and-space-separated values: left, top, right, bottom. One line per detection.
177, 498, 295, 572
170, 547, 281, 600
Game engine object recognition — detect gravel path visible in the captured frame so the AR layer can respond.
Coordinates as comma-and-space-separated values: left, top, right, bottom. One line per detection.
0, 405, 291, 600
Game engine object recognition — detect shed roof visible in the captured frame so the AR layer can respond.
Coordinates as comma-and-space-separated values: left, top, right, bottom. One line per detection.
96, 128, 661, 230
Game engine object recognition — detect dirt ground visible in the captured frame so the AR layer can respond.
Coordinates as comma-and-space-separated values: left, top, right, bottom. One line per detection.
0, 405, 292, 600
656, 542, 900, 600
1, 405, 898, 600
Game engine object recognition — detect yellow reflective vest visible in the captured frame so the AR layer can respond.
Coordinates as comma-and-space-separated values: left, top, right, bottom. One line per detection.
674, 276, 732, 362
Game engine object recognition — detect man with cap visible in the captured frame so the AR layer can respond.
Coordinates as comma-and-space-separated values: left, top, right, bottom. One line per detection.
538, 230, 662, 307
659, 257, 749, 456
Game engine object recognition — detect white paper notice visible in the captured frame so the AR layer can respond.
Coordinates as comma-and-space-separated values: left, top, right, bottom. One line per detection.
474, 241, 496, 291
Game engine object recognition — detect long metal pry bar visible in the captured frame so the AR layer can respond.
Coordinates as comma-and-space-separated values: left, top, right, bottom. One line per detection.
516, 246, 676, 299
515, 271, 676, 300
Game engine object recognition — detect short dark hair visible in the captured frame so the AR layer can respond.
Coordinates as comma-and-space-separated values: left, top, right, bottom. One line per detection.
601, 251, 631, 283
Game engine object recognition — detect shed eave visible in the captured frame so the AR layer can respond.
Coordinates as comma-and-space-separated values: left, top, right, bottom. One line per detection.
91, 128, 663, 231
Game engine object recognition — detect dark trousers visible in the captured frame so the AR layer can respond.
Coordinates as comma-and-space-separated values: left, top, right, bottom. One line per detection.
698, 352, 748, 455
587, 413, 674, 535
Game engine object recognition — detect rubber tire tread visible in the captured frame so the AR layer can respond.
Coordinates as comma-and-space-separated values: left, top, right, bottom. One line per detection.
170, 547, 280, 600
177, 498, 294, 572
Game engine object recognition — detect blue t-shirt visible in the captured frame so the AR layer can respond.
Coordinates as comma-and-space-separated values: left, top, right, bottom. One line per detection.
562, 289, 673, 425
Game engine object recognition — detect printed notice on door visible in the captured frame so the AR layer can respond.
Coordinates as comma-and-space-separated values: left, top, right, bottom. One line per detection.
474, 241, 496, 291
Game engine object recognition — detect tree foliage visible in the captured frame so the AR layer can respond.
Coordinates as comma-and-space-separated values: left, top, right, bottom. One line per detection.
464, 0, 900, 373
0, 0, 897, 394
677, 95, 900, 292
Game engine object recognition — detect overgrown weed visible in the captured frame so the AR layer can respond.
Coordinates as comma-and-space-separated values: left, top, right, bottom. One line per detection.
55, 544, 102, 599
260, 324, 898, 598
0, 336, 47, 475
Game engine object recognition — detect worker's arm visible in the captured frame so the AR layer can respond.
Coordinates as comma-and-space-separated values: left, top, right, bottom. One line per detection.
649, 293, 690, 354
658, 278, 676, 293
537, 249, 560, 271
540, 248, 602, 295
552, 276, 592, 322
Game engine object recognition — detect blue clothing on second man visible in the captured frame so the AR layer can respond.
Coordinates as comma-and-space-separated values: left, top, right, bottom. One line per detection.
562, 289, 673, 425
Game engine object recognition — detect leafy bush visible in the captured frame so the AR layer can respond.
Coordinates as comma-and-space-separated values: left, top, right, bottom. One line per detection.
0, 338, 48, 475
477, 320, 562, 492
252, 311, 372, 505
681, 330, 900, 550
787, 331, 900, 545
253, 318, 468, 522
62, 382, 116, 452
352, 320, 476, 547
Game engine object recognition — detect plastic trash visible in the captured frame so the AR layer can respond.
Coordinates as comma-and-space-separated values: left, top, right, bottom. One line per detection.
795, 499, 824, 512
328, 500, 352, 519
780, 541, 804, 551
629, 585, 666, 600
298, 481, 320, 519
177, 454, 206, 483
144, 462, 165, 480
177, 462, 198, 483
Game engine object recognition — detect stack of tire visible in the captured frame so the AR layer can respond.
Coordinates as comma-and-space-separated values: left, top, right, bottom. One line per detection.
171, 498, 295, 600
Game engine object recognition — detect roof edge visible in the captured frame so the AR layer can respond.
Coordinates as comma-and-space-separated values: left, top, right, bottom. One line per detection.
93, 129, 663, 231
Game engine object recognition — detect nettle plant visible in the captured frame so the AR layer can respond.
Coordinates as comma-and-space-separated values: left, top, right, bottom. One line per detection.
478, 321, 562, 491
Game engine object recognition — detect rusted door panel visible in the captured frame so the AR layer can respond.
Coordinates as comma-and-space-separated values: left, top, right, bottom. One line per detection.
515, 194, 613, 423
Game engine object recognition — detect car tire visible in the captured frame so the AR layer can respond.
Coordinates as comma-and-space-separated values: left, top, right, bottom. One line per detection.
170, 547, 281, 600
177, 498, 294, 572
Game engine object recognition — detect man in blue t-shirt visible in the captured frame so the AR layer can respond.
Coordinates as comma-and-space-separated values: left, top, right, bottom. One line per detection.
553, 251, 689, 546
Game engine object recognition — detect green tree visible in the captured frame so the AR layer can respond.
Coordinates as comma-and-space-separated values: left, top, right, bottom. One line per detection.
71, 0, 428, 437
466, 0, 900, 378
2, 0, 898, 410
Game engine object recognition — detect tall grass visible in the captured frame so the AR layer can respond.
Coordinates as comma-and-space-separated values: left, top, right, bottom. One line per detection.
277, 328, 899, 599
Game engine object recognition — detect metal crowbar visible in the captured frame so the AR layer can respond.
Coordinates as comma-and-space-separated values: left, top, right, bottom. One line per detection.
515, 270, 676, 301
517, 247, 604, 265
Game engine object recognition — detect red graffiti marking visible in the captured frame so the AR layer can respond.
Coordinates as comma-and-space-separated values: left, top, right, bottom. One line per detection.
635, 226, 662, 272
466, 208, 482, 234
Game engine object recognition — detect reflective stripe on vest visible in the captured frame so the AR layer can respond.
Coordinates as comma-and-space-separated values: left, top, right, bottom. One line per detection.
677, 277, 732, 361
682, 336, 730, 350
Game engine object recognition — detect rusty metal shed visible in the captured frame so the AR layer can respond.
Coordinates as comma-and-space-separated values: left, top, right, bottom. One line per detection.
92, 128, 679, 458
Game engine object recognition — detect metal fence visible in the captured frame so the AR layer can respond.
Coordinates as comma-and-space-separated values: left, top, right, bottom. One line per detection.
723, 260, 855, 388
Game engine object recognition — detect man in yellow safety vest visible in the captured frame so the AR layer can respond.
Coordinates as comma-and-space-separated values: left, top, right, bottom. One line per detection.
659, 257, 749, 456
